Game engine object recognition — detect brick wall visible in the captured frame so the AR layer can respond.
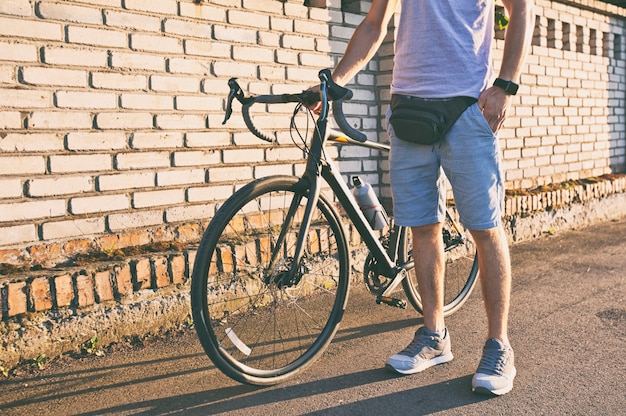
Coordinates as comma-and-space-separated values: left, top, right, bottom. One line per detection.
0, 0, 625, 275
0, 0, 353, 264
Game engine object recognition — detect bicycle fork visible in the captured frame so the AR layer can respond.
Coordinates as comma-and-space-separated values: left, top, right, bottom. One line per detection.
263, 183, 310, 288
270, 175, 321, 288
265, 122, 327, 288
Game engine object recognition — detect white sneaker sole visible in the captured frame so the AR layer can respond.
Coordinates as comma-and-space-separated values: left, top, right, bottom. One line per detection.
385, 352, 454, 375
472, 367, 517, 395
472, 383, 514, 396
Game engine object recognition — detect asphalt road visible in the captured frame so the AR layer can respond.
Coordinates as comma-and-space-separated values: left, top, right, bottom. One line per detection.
1, 218, 625, 416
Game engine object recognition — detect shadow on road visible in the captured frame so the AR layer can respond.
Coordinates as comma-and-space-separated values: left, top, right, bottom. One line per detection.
73, 370, 491, 416
0, 316, 422, 415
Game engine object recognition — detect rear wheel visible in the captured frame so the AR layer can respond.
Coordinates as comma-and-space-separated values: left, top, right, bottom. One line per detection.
400, 211, 479, 316
191, 176, 350, 385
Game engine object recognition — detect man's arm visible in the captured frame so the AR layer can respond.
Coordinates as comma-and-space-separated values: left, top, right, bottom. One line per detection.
331, 0, 400, 86
498, 0, 535, 82
479, 0, 534, 133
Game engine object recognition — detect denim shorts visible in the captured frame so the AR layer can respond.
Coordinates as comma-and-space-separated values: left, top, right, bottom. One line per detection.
387, 103, 504, 230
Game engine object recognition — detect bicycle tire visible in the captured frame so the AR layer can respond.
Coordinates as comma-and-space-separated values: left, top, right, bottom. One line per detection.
191, 175, 350, 385
399, 211, 479, 316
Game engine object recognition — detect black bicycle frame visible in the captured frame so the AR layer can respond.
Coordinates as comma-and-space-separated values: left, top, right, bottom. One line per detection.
284, 77, 405, 290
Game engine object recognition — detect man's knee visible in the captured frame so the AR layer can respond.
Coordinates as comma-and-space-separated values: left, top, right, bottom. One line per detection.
469, 225, 503, 241
411, 222, 443, 239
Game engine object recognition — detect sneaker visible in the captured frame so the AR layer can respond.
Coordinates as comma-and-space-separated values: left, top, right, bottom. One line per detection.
385, 326, 453, 375
472, 338, 516, 395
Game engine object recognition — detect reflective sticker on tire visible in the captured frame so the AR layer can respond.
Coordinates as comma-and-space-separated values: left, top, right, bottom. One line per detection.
225, 328, 251, 356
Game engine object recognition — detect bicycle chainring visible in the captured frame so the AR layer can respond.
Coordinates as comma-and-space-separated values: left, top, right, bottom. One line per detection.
363, 253, 392, 295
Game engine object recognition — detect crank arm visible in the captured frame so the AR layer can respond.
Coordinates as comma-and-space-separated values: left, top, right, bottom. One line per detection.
376, 268, 408, 309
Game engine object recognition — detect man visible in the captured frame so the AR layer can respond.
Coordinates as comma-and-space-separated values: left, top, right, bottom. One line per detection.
328, 0, 534, 395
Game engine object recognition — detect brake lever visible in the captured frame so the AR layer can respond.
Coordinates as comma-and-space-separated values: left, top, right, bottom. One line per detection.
223, 78, 245, 125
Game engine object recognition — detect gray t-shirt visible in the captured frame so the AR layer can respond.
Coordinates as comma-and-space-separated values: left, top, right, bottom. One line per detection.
391, 0, 494, 99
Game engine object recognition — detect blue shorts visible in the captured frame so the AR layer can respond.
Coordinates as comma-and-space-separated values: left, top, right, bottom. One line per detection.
387, 103, 504, 231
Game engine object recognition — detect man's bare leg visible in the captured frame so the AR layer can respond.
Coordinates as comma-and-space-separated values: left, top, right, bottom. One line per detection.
470, 225, 511, 345
384, 222, 453, 375
411, 222, 446, 333
470, 224, 516, 395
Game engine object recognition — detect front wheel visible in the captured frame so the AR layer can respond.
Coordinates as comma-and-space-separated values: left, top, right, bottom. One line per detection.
191, 176, 350, 385
399, 211, 479, 316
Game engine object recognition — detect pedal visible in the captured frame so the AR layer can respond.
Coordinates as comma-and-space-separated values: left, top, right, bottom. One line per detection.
375, 295, 407, 309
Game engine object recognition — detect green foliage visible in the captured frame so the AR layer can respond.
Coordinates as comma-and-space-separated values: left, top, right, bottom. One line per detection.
29, 354, 47, 370
496, 11, 510, 30
102, 243, 123, 258
83, 336, 105, 357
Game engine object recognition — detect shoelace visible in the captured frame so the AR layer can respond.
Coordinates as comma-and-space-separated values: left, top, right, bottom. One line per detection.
477, 348, 509, 375
400, 333, 436, 356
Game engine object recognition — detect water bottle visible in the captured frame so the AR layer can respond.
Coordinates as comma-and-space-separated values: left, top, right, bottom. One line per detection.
351, 176, 389, 230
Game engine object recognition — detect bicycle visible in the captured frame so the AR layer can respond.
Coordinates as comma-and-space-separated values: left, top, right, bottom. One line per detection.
191, 69, 478, 385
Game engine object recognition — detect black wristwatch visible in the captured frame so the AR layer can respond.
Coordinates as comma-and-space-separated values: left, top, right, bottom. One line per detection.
493, 78, 519, 95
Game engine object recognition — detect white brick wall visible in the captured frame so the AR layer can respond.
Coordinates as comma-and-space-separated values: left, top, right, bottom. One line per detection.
41, 217, 106, 240
70, 194, 130, 214
97, 172, 155, 191
27, 176, 93, 197
0, 0, 625, 254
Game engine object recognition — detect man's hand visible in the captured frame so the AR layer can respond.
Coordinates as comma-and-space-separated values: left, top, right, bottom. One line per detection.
305, 85, 322, 114
477, 86, 513, 133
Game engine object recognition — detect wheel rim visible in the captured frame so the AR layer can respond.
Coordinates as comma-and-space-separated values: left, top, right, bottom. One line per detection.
192, 178, 348, 382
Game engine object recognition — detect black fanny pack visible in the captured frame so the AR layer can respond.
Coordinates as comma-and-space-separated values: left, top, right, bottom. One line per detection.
389, 94, 477, 145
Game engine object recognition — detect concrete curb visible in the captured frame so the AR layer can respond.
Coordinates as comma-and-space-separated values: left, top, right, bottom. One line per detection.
506, 191, 626, 243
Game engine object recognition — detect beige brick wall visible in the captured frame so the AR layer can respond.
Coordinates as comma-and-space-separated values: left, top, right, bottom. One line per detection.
0, 0, 625, 262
